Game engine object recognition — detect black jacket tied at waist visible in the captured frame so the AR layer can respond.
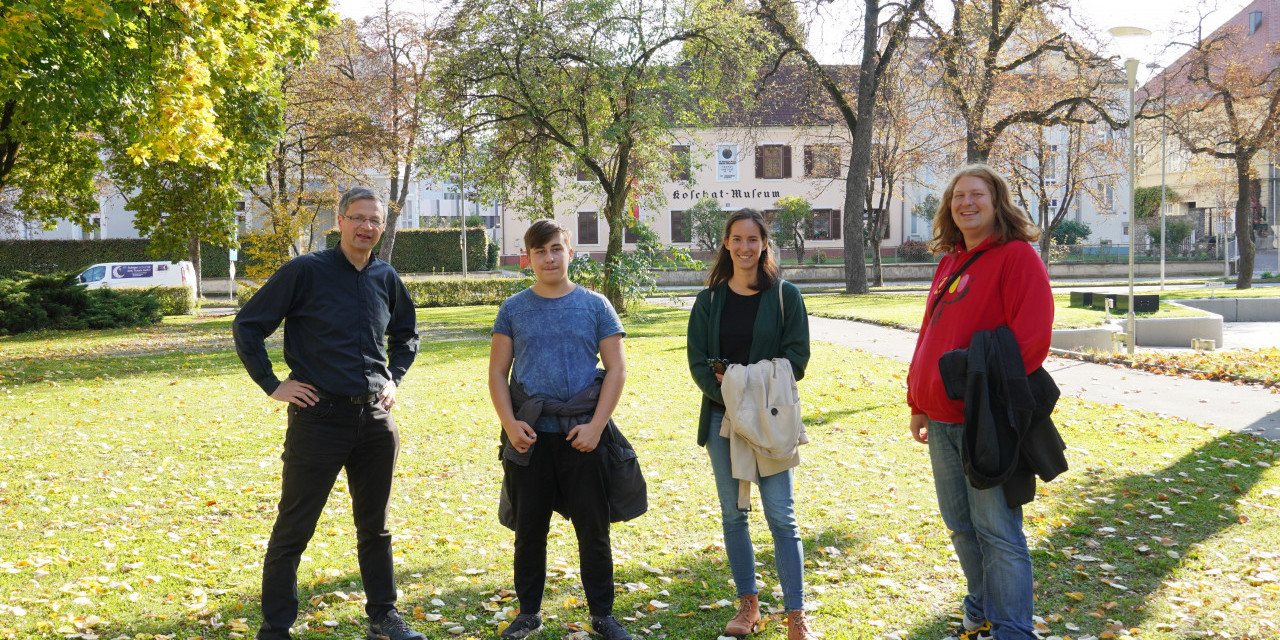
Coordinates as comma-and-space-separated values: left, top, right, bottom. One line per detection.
938, 326, 1068, 508
497, 370, 648, 530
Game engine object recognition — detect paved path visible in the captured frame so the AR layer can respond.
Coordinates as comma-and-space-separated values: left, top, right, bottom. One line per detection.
809, 315, 1280, 440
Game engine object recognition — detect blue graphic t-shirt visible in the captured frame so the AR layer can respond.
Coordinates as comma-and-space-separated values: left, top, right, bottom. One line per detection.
493, 285, 625, 432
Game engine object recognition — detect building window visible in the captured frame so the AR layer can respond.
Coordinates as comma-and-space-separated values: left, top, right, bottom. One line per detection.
755, 145, 792, 180
807, 209, 841, 240
578, 211, 599, 244
237, 213, 248, 235
576, 162, 593, 183
670, 145, 691, 181
235, 200, 246, 212
1105, 185, 1115, 209
804, 144, 841, 178
670, 210, 690, 243
1044, 145, 1058, 184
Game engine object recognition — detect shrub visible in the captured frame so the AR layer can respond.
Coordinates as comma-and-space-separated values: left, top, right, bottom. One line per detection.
403, 278, 531, 307
1051, 220, 1092, 246
568, 223, 699, 309
149, 286, 198, 315
0, 239, 240, 279
324, 227, 498, 273
0, 273, 162, 334
897, 239, 932, 262
236, 277, 529, 308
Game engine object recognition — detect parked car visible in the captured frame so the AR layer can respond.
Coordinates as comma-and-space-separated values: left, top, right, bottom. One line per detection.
77, 261, 196, 291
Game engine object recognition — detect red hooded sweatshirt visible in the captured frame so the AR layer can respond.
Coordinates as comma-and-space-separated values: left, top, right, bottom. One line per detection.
906, 237, 1053, 424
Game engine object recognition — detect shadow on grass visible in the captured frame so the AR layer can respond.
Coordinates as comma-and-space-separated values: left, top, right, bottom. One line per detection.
902, 432, 1278, 639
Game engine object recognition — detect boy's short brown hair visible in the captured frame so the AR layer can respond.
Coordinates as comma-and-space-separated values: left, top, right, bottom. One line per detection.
523, 219, 572, 251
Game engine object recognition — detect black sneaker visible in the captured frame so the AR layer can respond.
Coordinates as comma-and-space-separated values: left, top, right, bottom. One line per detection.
500, 613, 543, 639
366, 609, 425, 640
590, 615, 634, 640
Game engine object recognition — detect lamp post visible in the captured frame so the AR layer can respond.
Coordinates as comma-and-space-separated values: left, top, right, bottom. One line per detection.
1110, 25, 1151, 356
1147, 61, 1168, 291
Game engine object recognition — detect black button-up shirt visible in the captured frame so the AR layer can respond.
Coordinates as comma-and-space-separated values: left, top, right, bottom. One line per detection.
232, 247, 420, 397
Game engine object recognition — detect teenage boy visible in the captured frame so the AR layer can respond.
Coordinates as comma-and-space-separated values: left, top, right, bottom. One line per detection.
487, 219, 633, 640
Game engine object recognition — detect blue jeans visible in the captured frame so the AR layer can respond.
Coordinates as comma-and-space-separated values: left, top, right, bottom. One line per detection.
928, 420, 1036, 640
706, 410, 805, 611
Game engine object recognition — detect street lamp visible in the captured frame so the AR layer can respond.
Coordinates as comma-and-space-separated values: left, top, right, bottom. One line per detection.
1147, 61, 1168, 291
1109, 25, 1151, 356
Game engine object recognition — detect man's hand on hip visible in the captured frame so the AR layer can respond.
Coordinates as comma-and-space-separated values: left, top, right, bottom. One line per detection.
272, 380, 319, 407
378, 380, 398, 410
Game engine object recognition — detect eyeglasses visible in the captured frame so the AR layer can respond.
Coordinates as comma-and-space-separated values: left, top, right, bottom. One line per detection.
340, 213, 386, 228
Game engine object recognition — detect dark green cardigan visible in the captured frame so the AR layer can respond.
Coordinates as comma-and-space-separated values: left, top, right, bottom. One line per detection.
685, 279, 811, 446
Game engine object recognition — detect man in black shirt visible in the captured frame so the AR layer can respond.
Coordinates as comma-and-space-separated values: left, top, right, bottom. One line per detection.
233, 186, 422, 640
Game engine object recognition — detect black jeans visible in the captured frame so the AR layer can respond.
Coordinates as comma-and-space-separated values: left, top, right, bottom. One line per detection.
258, 400, 400, 639
506, 433, 615, 617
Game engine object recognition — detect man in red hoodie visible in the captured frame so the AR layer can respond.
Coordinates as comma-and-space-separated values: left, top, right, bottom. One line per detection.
907, 164, 1053, 640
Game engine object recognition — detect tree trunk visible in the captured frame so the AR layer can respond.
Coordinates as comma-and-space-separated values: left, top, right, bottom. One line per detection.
1040, 233, 1052, 270
966, 133, 991, 164
1235, 156, 1255, 288
602, 192, 627, 312
379, 170, 402, 263
187, 233, 203, 299
843, 0, 880, 295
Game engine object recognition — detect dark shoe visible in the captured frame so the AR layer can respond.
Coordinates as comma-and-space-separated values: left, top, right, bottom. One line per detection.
501, 613, 543, 639
366, 609, 425, 640
590, 615, 634, 640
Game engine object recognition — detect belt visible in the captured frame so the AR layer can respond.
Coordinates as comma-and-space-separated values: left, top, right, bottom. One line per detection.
314, 389, 380, 405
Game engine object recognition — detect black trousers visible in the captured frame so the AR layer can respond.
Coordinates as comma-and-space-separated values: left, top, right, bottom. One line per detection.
258, 400, 400, 639
505, 433, 615, 617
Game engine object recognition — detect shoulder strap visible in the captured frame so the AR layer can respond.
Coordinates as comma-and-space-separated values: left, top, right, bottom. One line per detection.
926, 250, 985, 323
778, 279, 785, 325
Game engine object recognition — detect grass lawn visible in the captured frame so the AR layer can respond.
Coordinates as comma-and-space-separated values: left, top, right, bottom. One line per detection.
804, 293, 1205, 331
1, 307, 1278, 639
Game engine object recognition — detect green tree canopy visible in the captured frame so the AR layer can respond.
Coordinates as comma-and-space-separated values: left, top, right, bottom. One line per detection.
1134, 185, 1178, 221
0, 0, 331, 225
434, 0, 764, 310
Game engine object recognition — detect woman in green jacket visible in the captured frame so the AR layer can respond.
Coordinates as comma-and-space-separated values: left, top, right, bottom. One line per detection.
686, 208, 813, 640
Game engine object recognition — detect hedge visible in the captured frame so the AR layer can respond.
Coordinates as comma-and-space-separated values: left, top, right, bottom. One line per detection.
150, 286, 198, 315
0, 239, 242, 279
325, 227, 498, 273
404, 277, 529, 307
237, 277, 528, 308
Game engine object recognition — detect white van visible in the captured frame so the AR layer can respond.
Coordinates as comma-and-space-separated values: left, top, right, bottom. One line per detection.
77, 261, 197, 291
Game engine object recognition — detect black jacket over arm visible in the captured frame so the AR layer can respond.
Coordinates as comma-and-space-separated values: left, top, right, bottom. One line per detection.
938, 325, 1068, 507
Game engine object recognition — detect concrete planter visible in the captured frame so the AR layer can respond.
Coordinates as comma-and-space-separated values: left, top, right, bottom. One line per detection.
1176, 297, 1280, 321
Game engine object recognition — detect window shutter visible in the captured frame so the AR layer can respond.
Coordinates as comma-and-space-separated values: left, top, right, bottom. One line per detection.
804, 146, 813, 177
755, 146, 765, 179
781, 146, 792, 178
832, 209, 842, 240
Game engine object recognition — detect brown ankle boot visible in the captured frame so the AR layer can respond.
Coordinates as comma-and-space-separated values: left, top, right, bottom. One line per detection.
722, 593, 760, 637
786, 609, 815, 640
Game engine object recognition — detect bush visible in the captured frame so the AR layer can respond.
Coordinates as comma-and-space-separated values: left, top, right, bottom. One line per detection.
0, 238, 244, 279
149, 286, 198, 315
325, 227, 498, 273
1051, 220, 1092, 246
403, 278, 531, 307
235, 282, 260, 307
236, 277, 528, 309
897, 239, 932, 262
0, 272, 162, 335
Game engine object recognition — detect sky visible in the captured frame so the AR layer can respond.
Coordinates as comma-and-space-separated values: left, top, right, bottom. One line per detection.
331, 0, 1256, 83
